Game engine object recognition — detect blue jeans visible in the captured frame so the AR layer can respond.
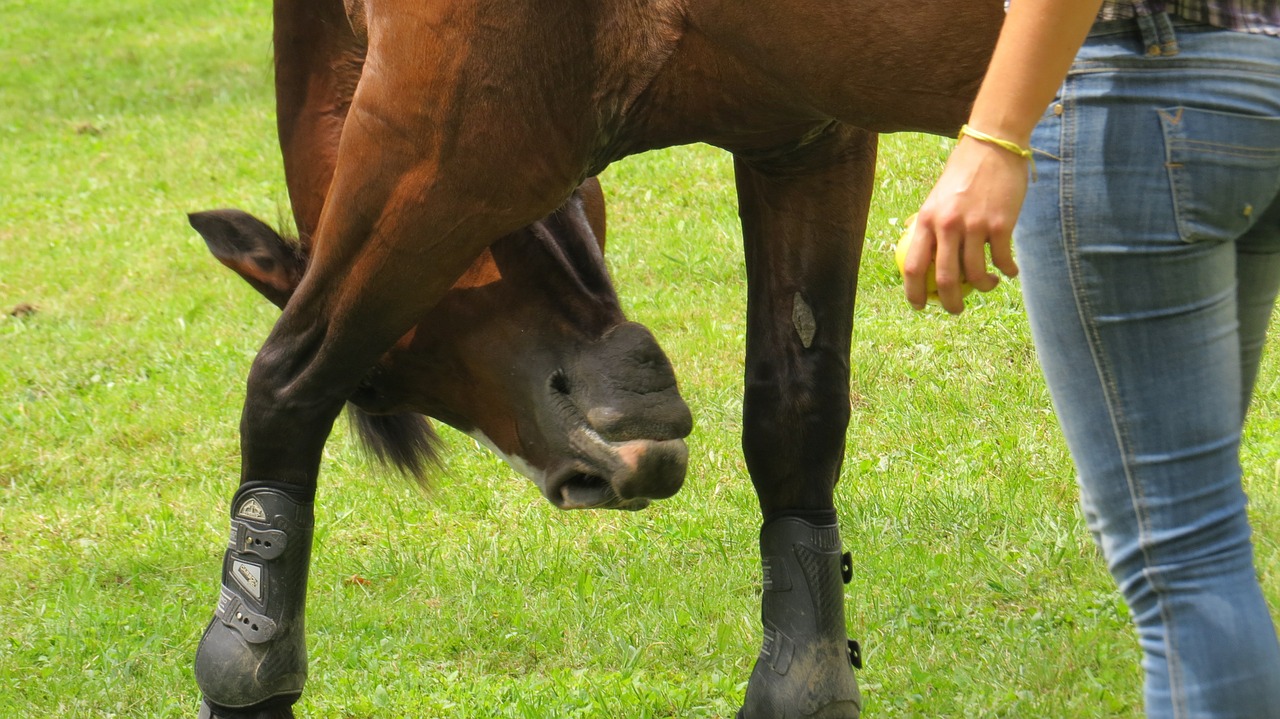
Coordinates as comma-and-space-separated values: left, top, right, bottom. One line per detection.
1015, 13, 1280, 719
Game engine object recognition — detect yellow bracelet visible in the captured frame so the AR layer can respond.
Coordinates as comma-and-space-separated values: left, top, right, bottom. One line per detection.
959, 124, 1037, 180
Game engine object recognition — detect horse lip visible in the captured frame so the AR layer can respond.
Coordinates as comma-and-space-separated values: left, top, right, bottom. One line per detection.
545, 466, 652, 511
537, 428, 687, 510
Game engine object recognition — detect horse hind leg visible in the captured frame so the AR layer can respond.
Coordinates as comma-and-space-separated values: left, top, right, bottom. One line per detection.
733, 124, 877, 718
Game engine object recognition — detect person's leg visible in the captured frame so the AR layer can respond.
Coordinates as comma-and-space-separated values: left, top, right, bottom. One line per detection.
1236, 195, 1280, 418
1015, 16, 1280, 719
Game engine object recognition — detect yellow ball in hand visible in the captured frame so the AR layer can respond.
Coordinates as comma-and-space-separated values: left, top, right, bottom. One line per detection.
894, 214, 973, 301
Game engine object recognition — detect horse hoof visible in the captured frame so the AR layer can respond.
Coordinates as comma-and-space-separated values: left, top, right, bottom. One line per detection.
198, 699, 297, 719
195, 486, 312, 711
739, 517, 862, 719
738, 646, 862, 718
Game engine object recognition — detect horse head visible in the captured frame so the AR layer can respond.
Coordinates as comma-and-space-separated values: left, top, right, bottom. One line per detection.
189, 179, 692, 510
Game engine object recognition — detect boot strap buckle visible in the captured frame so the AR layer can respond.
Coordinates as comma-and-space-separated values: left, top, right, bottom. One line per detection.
847, 639, 863, 669
216, 587, 278, 643
230, 520, 288, 560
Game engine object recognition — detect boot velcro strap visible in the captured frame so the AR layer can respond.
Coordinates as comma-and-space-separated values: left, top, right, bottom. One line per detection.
229, 519, 288, 560
216, 587, 278, 644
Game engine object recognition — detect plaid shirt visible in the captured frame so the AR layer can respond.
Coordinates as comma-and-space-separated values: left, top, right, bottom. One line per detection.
1098, 0, 1280, 34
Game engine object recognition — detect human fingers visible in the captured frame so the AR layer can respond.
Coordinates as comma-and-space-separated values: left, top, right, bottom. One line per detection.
932, 216, 968, 315
963, 225, 1000, 293
901, 218, 933, 311
989, 230, 1020, 279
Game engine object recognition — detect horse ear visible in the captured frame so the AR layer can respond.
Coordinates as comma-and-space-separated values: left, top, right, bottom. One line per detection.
188, 209, 307, 309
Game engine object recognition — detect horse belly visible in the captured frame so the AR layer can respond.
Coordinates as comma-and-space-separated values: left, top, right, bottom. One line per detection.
686, 0, 1006, 135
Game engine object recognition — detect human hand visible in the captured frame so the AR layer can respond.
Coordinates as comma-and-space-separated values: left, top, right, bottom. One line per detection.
902, 136, 1027, 314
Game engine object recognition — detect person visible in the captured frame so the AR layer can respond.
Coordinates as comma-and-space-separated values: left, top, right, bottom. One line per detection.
901, 1, 1280, 716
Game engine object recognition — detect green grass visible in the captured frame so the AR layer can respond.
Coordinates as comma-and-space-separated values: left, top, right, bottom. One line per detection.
2, 2, 1277, 718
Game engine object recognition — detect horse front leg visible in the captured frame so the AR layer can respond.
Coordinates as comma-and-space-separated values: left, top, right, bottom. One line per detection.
192, 36, 587, 719
192, 4, 362, 715
192, 234, 394, 718
733, 124, 877, 719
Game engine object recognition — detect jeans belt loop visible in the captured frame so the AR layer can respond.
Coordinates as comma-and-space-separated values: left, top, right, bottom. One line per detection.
1136, 10, 1181, 57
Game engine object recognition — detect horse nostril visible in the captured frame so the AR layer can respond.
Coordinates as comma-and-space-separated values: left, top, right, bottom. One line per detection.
549, 369, 571, 396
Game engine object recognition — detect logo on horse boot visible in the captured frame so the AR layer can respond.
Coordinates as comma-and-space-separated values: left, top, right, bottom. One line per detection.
237, 497, 268, 521
231, 560, 264, 601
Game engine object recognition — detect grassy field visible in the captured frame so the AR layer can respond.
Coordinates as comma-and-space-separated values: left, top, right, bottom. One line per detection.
2, 1, 1278, 718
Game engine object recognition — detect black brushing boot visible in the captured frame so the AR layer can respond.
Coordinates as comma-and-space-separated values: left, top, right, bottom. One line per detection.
739, 517, 862, 718
196, 483, 314, 718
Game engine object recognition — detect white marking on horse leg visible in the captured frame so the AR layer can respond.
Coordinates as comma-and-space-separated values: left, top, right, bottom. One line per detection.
792, 292, 816, 348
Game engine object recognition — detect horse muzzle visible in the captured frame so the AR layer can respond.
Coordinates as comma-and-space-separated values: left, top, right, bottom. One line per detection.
544, 432, 688, 510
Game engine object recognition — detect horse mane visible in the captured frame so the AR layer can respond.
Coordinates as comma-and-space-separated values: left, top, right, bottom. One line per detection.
346, 404, 441, 485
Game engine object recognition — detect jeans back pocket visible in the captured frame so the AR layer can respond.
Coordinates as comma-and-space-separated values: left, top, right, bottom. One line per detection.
1160, 106, 1280, 243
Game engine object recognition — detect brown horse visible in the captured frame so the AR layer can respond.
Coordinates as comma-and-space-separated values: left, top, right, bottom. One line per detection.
189, 1, 1004, 717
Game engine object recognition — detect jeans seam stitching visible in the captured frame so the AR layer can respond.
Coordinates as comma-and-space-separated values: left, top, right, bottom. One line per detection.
1160, 111, 1196, 246
1060, 77, 1189, 719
